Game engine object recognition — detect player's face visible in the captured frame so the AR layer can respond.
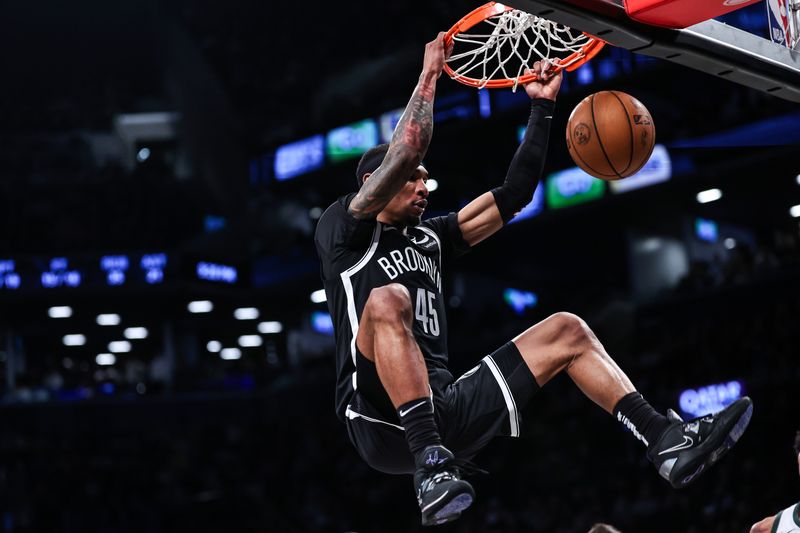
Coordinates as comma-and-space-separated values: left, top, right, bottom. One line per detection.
383, 165, 430, 226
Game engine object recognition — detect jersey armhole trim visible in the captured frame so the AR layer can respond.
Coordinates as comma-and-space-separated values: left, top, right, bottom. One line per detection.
340, 222, 383, 390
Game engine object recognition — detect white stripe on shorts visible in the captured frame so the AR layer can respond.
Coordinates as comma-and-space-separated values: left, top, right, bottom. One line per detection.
345, 405, 405, 431
482, 354, 520, 437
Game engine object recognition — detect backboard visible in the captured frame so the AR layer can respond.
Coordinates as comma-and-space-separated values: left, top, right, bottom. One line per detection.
495, 0, 800, 102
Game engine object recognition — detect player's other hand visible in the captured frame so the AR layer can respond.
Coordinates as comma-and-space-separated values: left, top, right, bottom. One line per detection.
523, 60, 563, 101
422, 32, 453, 79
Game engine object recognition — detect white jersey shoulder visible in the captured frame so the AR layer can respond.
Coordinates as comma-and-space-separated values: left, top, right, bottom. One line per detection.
773, 502, 800, 533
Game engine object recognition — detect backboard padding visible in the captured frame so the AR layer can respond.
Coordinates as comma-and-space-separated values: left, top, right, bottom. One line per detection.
500, 0, 800, 102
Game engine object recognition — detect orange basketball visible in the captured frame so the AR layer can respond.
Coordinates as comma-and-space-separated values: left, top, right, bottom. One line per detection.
565, 91, 656, 181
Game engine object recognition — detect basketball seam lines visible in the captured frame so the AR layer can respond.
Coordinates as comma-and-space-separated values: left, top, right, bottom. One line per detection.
569, 143, 617, 179
609, 91, 634, 175
590, 93, 623, 180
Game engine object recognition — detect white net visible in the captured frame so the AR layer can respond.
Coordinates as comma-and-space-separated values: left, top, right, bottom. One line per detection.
446, 9, 594, 90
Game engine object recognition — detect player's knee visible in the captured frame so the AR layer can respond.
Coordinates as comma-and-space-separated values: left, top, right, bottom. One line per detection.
547, 312, 592, 347
366, 284, 412, 324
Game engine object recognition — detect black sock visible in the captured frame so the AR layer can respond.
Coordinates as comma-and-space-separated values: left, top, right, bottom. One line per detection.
397, 397, 441, 458
614, 392, 669, 449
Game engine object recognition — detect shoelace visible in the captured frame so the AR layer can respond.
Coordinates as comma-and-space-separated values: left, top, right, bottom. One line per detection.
417, 458, 488, 500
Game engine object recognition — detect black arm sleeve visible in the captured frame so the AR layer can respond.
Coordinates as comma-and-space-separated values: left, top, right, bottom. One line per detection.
491, 98, 555, 223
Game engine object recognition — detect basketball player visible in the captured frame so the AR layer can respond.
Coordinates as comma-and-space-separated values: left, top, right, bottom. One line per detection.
750, 431, 800, 533
314, 33, 753, 526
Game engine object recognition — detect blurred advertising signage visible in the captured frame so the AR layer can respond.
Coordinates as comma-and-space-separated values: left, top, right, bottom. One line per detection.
508, 183, 545, 224
379, 109, 404, 143
545, 167, 606, 209
100, 255, 129, 286
695, 218, 719, 243
41, 257, 82, 288
311, 311, 334, 336
196, 261, 237, 284
141, 253, 167, 284
503, 288, 538, 314
326, 119, 379, 162
679, 380, 743, 418
609, 145, 672, 194
0, 260, 21, 290
274, 135, 325, 181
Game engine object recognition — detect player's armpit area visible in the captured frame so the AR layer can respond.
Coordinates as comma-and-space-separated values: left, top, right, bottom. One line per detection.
457, 191, 504, 247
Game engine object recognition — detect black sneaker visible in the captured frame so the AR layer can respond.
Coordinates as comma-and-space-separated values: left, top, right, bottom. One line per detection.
413, 445, 476, 526
648, 397, 753, 488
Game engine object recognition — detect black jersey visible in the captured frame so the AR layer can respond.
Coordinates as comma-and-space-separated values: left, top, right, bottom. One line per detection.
314, 193, 471, 421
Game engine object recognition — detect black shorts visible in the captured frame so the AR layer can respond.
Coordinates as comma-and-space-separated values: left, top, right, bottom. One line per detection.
344, 342, 539, 475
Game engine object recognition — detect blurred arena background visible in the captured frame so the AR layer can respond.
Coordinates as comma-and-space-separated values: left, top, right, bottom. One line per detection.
0, 0, 798, 531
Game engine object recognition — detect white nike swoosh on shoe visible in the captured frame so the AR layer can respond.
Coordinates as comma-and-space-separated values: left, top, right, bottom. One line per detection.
422, 490, 449, 514
399, 401, 427, 417
658, 435, 694, 455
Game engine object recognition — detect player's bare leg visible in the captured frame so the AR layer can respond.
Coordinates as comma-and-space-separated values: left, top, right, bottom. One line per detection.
512, 311, 752, 488
357, 283, 430, 408
511, 312, 634, 413
357, 283, 475, 525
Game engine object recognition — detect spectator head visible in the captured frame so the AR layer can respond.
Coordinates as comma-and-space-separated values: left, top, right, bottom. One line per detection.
589, 524, 622, 533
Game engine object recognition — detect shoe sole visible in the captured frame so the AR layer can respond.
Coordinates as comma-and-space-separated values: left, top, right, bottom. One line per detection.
421, 484, 474, 526
671, 397, 753, 488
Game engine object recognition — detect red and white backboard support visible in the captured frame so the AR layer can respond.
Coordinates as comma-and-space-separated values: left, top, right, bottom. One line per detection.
499, 0, 800, 102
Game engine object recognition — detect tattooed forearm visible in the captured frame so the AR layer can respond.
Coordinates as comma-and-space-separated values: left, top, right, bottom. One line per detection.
348, 74, 437, 219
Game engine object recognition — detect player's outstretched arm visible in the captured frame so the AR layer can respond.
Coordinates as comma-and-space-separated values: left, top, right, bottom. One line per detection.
749, 515, 775, 533
348, 33, 450, 220
457, 61, 562, 246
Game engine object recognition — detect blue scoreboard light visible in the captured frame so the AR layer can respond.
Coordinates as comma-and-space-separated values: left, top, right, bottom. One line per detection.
679, 380, 744, 418
196, 261, 238, 285
274, 135, 325, 181
140, 253, 167, 285
508, 183, 545, 224
0, 260, 21, 290
32, 253, 171, 290
100, 255, 129, 286
41, 257, 83, 289
98, 253, 169, 286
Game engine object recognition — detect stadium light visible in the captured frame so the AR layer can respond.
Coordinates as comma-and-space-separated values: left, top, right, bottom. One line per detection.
207, 340, 222, 353
63, 334, 86, 346
310, 289, 327, 303
238, 335, 263, 348
795, 174, 800, 185
724, 238, 737, 249
48, 306, 73, 318
96, 313, 121, 326
234, 307, 259, 320
96, 353, 116, 366
188, 300, 213, 313
258, 321, 283, 334
696, 188, 722, 204
791, 204, 800, 218
220, 347, 242, 360
108, 340, 132, 353
124, 327, 148, 340
426, 178, 439, 192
